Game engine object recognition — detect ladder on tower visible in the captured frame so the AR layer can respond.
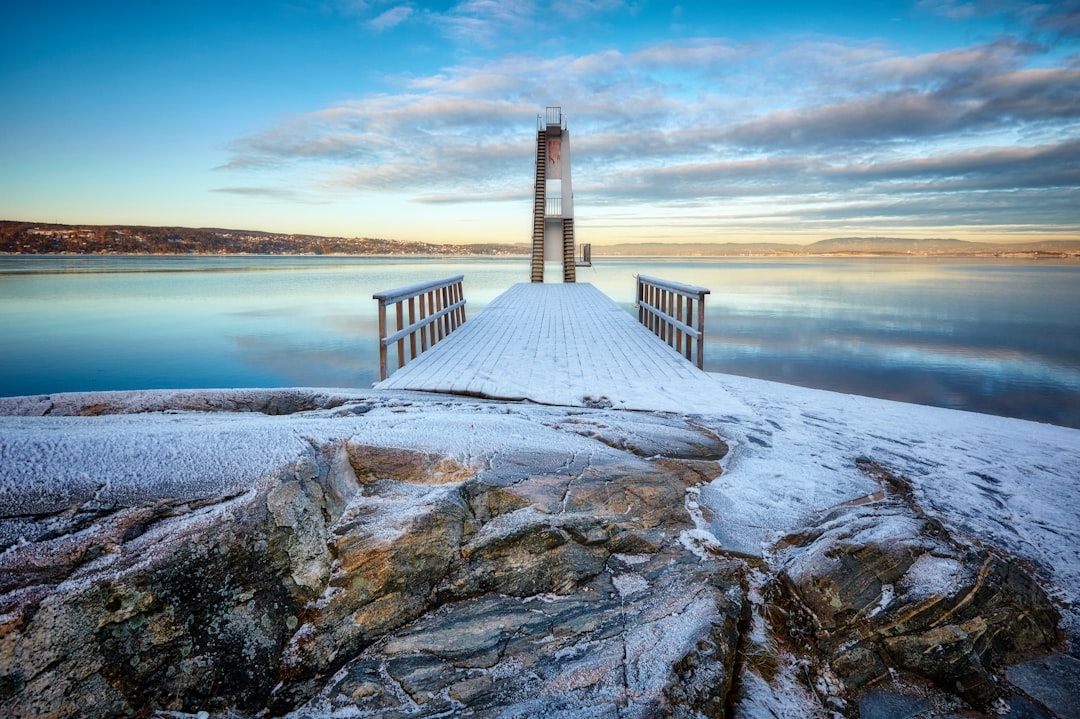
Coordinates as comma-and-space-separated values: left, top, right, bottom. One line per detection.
530, 127, 546, 283
562, 218, 576, 282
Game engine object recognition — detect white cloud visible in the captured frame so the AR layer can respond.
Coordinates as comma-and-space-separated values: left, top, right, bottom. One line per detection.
210, 186, 329, 204
917, 0, 1080, 40
430, 0, 538, 43
917, 0, 980, 21
219, 30, 1080, 236
368, 5, 413, 31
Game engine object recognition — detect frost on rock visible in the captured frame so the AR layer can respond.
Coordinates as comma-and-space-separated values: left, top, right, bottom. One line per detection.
0, 389, 744, 718
768, 459, 1060, 710
0, 387, 365, 417
0, 382, 1077, 719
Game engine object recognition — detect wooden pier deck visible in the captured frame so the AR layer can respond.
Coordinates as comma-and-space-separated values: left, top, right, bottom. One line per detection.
375, 283, 740, 413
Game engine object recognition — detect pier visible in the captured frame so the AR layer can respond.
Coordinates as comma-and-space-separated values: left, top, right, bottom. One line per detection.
374, 280, 727, 411
373, 106, 733, 411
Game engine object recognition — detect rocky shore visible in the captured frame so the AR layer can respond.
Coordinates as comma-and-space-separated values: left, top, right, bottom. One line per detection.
1, 387, 1077, 717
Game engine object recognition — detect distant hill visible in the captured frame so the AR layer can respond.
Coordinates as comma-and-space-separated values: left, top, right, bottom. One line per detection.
594, 236, 1080, 257
592, 242, 800, 256
0, 221, 529, 256
3, 221, 1077, 258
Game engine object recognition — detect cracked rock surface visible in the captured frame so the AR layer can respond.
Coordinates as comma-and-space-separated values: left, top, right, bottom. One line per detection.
0, 389, 1070, 718
763, 459, 1060, 714
0, 391, 742, 718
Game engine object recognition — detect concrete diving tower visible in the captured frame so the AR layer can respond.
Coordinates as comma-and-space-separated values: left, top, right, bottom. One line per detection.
530, 107, 577, 283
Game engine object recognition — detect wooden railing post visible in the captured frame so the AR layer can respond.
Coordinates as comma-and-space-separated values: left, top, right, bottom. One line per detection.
696, 289, 706, 369
408, 297, 417, 361
634, 275, 710, 370
373, 275, 467, 381
377, 297, 388, 381
637, 277, 645, 326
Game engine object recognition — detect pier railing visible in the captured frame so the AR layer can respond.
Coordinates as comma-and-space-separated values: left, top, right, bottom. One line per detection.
636, 275, 710, 369
374, 275, 466, 381
577, 243, 592, 267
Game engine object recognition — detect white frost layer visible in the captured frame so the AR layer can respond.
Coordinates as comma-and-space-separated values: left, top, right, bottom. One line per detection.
705, 371, 1080, 637
0, 395, 621, 516
0, 411, 310, 515
612, 572, 649, 598
1, 374, 1078, 639
898, 554, 964, 599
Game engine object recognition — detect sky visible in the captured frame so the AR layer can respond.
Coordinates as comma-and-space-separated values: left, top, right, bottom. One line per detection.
2, 0, 1079, 245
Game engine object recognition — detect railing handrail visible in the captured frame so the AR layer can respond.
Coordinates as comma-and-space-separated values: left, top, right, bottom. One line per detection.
636, 274, 710, 299
577, 243, 592, 267
635, 275, 709, 369
374, 275, 467, 381
373, 274, 464, 305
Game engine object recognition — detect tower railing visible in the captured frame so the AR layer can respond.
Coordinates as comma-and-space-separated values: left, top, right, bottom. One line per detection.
636, 275, 710, 369
545, 196, 562, 217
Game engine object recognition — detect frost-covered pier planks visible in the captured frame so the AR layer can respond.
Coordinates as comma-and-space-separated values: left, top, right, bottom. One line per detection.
374, 283, 733, 411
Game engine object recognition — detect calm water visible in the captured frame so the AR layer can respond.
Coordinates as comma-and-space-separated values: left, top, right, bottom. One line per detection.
2, 255, 1079, 428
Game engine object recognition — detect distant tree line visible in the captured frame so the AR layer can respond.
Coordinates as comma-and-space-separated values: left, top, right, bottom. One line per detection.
4, 221, 1076, 258
0, 221, 528, 256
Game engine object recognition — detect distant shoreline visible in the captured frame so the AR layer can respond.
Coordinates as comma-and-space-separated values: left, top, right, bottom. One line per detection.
4, 251, 1080, 261
2, 220, 1078, 258
4, 250, 1080, 260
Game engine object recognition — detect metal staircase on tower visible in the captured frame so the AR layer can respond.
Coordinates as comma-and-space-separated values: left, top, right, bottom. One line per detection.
530, 127, 547, 283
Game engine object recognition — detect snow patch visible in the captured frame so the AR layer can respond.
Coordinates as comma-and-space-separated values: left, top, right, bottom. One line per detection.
679, 528, 723, 560
868, 583, 895, 618
898, 554, 964, 599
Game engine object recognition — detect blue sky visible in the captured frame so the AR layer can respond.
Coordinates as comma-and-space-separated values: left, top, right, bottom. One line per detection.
2, 0, 1078, 245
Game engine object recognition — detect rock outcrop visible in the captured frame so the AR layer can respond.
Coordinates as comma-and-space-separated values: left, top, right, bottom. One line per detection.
0, 394, 745, 718
0, 391, 1068, 718
767, 459, 1060, 711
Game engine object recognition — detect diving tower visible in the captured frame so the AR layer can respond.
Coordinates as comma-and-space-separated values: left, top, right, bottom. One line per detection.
530, 107, 577, 283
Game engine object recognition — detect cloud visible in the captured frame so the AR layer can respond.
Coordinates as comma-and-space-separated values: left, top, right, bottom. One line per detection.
368, 5, 413, 31
716, 40, 1079, 150
211, 187, 328, 204
918, 0, 1080, 40
630, 39, 739, 69
583, 137, 1080, 209
916, 0, 981, 21
328, 0, 634, 45
832, 139, 1080, 186
432, 0, 630, 44
218, 30, 1080, 236
414, 189, 531, 204
1034, 1, 1080, 39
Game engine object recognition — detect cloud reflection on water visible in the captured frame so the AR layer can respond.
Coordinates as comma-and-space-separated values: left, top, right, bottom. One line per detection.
2, 256, 1078, 428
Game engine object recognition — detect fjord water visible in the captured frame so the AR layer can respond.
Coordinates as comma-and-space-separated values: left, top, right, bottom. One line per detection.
2, 255, 1078, 428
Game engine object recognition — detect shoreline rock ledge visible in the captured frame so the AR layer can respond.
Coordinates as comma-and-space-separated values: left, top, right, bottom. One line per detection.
0, 389, 1070, 718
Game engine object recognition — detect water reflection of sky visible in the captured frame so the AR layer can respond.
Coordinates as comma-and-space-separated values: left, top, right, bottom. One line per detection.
673, 259, 1080, 427
2, 256, 1079, 428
